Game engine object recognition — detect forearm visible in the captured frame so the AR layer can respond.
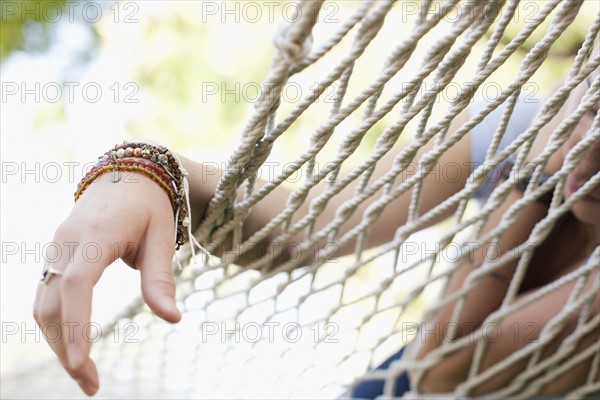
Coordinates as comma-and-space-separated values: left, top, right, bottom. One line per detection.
178, 112, 474, 266
179, 155, 295, 265
460, 269, 598, 397
410, 190, 550, 391
177, 155, 220, 233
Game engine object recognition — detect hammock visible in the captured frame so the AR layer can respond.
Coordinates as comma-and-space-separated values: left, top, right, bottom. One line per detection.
6, 0, 599, 398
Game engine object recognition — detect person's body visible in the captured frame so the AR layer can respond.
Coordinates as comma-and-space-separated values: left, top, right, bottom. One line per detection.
33, 72, 599, 397
352, 79, 600, 398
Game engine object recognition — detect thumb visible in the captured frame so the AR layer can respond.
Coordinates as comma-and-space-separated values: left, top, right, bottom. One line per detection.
137, 220, 181, 323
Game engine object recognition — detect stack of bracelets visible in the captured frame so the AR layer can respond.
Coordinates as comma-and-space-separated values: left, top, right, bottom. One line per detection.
75, 139, 192, 250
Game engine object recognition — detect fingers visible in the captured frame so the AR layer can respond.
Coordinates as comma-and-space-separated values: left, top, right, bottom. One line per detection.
70, 358, 100, 396
32, 232, 106, 396
36, 279, 101, 396
33, 225, 74, 363
60, 239, 110, 368
138, 217, 181, 323
35, 272, 68, 361
32, 172, 179, 396
57, 238, 115, 396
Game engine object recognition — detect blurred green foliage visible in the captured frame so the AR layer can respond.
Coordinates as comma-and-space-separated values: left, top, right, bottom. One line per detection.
2, 1, 594, 62
499, 0, 593, 58
2, 0, 597, 153
0, 0, 99, 60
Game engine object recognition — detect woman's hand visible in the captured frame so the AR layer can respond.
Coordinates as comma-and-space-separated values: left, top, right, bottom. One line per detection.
32, 172, 181, 396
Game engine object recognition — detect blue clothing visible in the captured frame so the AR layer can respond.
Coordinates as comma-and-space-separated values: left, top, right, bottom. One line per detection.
470, 96, 541, 200
350, 347, 410, 399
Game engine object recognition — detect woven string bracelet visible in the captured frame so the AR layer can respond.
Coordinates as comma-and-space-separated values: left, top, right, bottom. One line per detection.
75, 139, 210, 265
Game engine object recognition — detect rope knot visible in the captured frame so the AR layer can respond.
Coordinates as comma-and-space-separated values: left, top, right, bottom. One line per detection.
273, 23, 314, 64
272, 0, 323, 64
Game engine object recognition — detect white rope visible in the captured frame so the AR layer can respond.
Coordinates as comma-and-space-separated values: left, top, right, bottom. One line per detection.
64, 1, 600, 398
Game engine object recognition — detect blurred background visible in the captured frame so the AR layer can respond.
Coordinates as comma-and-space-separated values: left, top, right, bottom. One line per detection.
1, 0, 597, 398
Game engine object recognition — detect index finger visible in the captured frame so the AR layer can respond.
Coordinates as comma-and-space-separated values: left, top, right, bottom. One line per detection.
60, 238, 115, 372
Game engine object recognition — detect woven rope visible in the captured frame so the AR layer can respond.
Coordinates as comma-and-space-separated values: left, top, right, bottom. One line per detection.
22, 1, 594, 398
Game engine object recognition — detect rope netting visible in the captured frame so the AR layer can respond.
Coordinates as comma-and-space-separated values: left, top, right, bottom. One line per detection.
7, 0, 599, 398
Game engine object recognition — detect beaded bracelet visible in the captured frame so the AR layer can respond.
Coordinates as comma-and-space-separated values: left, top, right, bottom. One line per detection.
75, 164, 176, 206
75, 139, 197, 252
107, 142, 182, 184
76, 158, 175, 202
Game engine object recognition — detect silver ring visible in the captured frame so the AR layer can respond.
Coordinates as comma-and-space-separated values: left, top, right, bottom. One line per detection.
40, 267, 64, 284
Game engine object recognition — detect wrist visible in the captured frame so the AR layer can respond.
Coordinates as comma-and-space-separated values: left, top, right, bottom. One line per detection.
76, 139, 193, 251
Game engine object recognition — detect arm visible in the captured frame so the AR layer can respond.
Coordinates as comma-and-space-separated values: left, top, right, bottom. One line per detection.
408, 188, 550, 392
31, 111, 474, 395
33, 172, 180, 396
184, 81, 574, 266
411, 237, 599, 396
31, 90, 569, 395
180, 110, 475, 264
